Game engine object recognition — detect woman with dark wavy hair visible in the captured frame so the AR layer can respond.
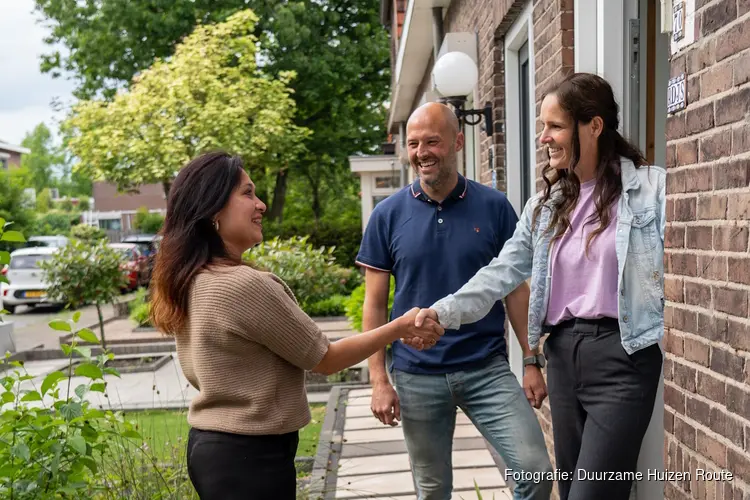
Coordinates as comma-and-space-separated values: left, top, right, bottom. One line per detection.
413, 73, 666, 500
149, 151, 444, 500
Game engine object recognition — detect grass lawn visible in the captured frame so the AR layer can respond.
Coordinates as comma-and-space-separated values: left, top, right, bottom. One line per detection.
125, 403, 327, 461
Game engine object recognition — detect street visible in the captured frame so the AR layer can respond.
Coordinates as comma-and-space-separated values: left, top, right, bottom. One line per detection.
4, 299, 131, 352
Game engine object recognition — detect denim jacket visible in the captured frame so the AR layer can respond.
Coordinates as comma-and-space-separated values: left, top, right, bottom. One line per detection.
432, 157, 666, 355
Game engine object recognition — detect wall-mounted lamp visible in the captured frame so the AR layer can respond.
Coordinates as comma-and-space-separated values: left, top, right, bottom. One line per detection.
432, 51, 494, 136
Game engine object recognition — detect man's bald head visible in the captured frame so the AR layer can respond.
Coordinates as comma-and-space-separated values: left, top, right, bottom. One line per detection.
406, 102, 460, 139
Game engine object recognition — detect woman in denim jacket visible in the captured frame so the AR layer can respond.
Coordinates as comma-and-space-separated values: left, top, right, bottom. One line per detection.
414, 73, 666, 500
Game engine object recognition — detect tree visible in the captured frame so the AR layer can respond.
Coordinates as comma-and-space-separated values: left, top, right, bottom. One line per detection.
0, 171, 34, 251
35, 188, 51, 213
35, 0, 390, 221
39, 239, 128, 349
61, 10, 307, 198
69, 224, 106, 242
20, 123, 64, 193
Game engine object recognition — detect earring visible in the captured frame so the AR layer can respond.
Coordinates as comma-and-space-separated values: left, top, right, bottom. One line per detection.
213, 220, 220, 232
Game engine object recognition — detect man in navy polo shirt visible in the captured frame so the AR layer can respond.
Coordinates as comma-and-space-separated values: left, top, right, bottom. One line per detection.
356, 103, 552, 499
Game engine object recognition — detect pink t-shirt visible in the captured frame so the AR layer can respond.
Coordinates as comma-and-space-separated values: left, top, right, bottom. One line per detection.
545, 179, 619, 325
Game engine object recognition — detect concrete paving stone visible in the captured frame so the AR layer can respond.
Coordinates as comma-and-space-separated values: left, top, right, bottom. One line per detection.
335, 470, 415, 498
345, 412, 472, 431
341, 437, 489, 459
389, 488, 512, 500
338, 449, 496, 477
335, 467, 506, 499
346, 396, 373, 406
348, 388, 373, 398
344, 423, 482, 444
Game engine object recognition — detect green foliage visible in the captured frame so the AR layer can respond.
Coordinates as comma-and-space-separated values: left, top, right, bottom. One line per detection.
0, 171, 34, 251
344, 276, 395, 333
34, 0, 389, 222
77, 198, 90, 211
0, 316, 121, 498
129, 303, 151, 327
35, 188, 51, 213
61, 9, 308, 197
262, 218, 362, 269
39, 239, 128, 348
58, 199, 74, 212
28, 212, 80, 237
305, 295, 347, 317
244, 236, 361, 313
69, 224, 106, 243
0, 315, 197, 498
0, 220, 26, 313
133, 207, 164, 234
20, 123, 65, 193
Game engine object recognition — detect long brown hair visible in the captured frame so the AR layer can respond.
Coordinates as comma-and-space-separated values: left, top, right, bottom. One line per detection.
533, 73, 646, 254
150, 151, 246, 335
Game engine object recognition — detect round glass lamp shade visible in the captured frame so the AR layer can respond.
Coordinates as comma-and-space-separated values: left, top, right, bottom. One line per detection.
432, 51, 479, 97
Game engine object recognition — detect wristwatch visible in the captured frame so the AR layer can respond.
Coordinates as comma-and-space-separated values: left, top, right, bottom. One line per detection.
523, 353, 546, 370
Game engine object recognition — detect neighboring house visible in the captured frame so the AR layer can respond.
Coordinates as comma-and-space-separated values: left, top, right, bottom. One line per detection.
0, 140, 30, 170
82, 182, 166, 232
381, 1, 750, 499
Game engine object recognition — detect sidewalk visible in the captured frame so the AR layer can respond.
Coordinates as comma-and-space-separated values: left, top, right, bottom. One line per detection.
312, 386, 513, 499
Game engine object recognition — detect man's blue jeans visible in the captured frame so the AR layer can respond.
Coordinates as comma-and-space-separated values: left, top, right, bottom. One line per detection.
392, 355, 553, 500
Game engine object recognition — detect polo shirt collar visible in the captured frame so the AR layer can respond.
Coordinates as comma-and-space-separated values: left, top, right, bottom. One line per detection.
410, 174, 468, 203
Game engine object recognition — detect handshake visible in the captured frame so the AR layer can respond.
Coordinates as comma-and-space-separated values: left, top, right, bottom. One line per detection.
397, 307, 442, 351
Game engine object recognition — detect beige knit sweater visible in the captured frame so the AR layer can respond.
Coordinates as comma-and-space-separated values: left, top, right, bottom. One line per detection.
175, 265, 330, 436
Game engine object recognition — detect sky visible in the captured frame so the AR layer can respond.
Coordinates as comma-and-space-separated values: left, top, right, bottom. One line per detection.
0, 0, 75, 146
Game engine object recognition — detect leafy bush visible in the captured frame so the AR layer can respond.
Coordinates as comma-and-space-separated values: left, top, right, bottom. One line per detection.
344, 276, 395, 332
69, 224, 107, 242
39, 239, 128, 348
305, 294, 347, 317
28, 212, 81, 236
244, 236, 361, 313
133, 207, 164, 234
261, 219, 362, 269
77, 198, 90, 211
0, 314, 137, 498
0, 314, 195, 498
130, 303, 151, 327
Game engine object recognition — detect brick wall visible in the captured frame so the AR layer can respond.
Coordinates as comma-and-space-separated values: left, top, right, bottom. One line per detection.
93, 182, 167, 212
663, 1, 750, 498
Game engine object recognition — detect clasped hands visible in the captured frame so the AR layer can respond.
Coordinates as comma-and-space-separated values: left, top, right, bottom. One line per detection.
398, 308, 441, 351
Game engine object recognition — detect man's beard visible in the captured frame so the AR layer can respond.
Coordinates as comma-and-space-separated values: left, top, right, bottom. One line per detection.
413, 159, 454, 189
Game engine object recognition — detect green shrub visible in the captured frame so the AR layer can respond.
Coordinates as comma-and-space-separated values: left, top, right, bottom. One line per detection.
244, 236, 361, 313
130, 302, 151, 327
69, 224, 107, 242
28, 212, 81, 236
344, 275, 395, 332
133, 207, 164, 234
261, 220, 362, 269
304, 294, 347, 317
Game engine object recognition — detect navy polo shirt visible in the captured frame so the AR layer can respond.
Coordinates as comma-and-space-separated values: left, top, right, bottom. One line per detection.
356, 174, 519, 374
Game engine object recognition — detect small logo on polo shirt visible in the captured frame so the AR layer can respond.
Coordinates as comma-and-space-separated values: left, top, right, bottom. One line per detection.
474, 227, 480, 233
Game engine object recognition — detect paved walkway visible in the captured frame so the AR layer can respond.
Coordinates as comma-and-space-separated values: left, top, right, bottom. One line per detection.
316, 386, 513, 499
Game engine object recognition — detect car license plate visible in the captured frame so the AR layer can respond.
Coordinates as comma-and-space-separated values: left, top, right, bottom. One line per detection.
24, 291, 45, 298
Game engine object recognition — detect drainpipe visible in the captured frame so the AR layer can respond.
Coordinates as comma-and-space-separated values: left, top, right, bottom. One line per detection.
431, 7, 444, 61
399, 121, 408, 187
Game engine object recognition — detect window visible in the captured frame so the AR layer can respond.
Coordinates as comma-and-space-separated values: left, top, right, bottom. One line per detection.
0, 158, 7, 170
518, 41, 533, 207
373, 195, 389, 207
504, 2, 536, 218
99, 219, 122, 231
10, 254, 53, 270
374, 175, 399, 189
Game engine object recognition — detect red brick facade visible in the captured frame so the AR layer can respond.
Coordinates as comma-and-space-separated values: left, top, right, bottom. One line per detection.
663, 2, 750, 498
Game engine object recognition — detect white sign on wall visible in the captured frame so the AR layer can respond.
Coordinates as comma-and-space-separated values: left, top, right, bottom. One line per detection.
670, 0, 696, 53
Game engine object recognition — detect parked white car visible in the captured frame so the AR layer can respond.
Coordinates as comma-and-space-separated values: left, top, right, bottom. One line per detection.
0, 247, 61, 314
25, 235, 69, 248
